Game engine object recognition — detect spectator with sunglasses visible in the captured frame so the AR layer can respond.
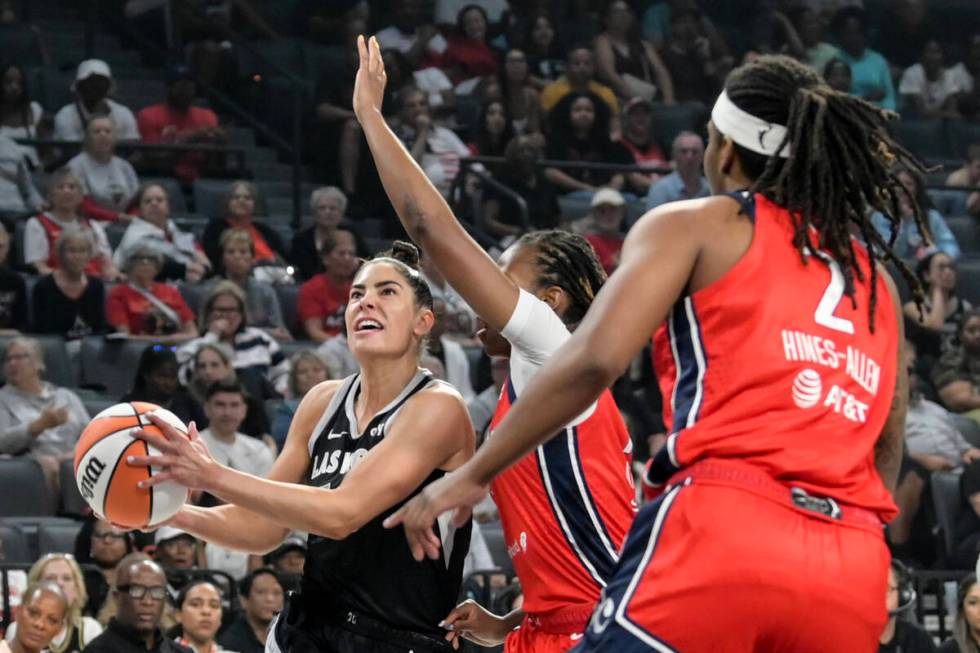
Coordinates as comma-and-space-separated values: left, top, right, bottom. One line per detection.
74, 517, 134, 623
82, 554, 192, 653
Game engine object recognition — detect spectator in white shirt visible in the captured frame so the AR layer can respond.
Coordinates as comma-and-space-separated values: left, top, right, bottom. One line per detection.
951, 31, 980, 95
375, 0, 447, 68
52, 60, 139, 142
899, 38, 961, 119
394, 86, 472, 197
67, 116, 139, 220
198, 378, 276, 476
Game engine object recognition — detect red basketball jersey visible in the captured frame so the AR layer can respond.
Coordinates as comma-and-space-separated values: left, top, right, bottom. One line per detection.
489, 290, 636, 617
649, 192, 899, 520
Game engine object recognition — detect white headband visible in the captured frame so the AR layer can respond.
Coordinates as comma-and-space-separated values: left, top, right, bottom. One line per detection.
711, 90, 790, 158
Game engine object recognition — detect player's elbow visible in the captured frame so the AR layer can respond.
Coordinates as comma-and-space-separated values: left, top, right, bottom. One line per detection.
313, 506, 361, 540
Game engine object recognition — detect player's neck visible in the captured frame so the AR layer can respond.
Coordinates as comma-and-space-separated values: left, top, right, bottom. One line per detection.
357, 356, 420, 419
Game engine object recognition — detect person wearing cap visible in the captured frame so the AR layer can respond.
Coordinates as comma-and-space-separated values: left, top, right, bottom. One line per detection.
52, 59, 139, 142
137, 65, 224, 185
584, 188, 627, 275
618, 97, 668, 194
644, 130, 711, 214
264, 532, 307, 577
155, 528, 200, 573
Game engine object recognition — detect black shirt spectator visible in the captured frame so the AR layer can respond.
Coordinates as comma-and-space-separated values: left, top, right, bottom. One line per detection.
662, 8, 726, 105
31, 273, 105, 338
0, 264, 25, 331
217, 616, 265, 653
880, 620, 938, 652
482, 135, 561, 239
84, 618, 192, 653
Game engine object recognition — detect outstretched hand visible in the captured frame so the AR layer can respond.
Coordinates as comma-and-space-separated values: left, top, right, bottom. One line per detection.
126, 413, 218, 491
353, 34, 387, 121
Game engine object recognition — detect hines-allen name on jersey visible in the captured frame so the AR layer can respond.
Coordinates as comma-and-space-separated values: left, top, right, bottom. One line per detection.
780, 329, 881, 395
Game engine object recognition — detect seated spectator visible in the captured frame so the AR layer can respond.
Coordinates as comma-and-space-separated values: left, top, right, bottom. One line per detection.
482, 134, 561, 239
428, 298, 475, 401
154, 528, 199, 599
52, 60, 139, 142
170, 342, 271, 441
645, 131, 711, 212
0, 133, 43, 218
662, 6, 728, 105
106, 247, 198, 343
262, 533, 306, 588
199, 379, 275, 477
904, 252, 972, 360
32, 226, 107, 341
0, 337, 88, 491
468, 99, 514, 176
420, 255, 476, 342
0, 62, 46, 170
544, 91, 633, 198
832, 7, 897, 110
200, 181, 288, 270
298, 229, 357, 343
437, 5, 499, 85
583, 188, 626, 275
217, 569, 283, 653
945, 144, 980, 217
4, 554, 102, 650
172, 580, 226, 653
594, 0, 674, 104
115, 183, 211, 282
1, 582, 67, 653
878, 561, 935, 652
82, 554, 190, 653
932, 310, 980, 418
899, 39, 961, 119
137, 64, 224, 185
434, 0, 508, 29
121, 345, 180, 406
540, 45, 620, 121
793, 7, 840, 73
940, 574, 980, 650
951, 32, 980, 103
618, 97, 668, 194
871, 167, 959, 260
67, 116, 139, 222
316, 327, 359, 381
24, 168, 119, 279
271, 351, 330, 449
392, 86, 470, 197
906, 373, 980, 474
375, 0, 447, 68
824, 57, 853, 93
289, 187, 359, 282
500, 48, 542, 135
177, 281, 289, 396
524, 11, 564, 90
202, 229, 288, 340
0, 222, 25, 332
74, 517, 133, 622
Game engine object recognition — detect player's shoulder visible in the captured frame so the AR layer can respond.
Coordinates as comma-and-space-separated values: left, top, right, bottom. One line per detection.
414, 377, 470, 416
295, 379, 347, 416
630, 194, 745, 244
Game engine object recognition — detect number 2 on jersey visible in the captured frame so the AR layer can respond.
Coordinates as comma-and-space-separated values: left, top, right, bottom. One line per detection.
813, 255, 855, 335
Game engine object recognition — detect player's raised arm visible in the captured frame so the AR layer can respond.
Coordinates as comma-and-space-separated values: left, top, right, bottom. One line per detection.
353, 34, 519, 331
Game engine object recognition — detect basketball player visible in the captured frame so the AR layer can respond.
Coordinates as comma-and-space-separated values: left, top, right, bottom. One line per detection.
389, 53, 929, 650
352, 36, 637, 653
129, 244, 475, 653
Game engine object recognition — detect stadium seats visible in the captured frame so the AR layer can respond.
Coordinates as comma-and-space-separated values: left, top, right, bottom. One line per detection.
652, 101, 707, 152
0, 336, 74, 389
278, 340, 317, 363
0, 523, 32, 563
480, 520, 514, 575
58, 459, 88, 518
37, 519, 83, 556
77, 337, 149, 396
955, 259, 980, 305
890, 120, 947, 162
177, 280, 208, 315
931, 471, 965, 566
0, 458, 52, 517
946, 122, 980, 161
274, 285, 301, 337
945, 216, 980, 257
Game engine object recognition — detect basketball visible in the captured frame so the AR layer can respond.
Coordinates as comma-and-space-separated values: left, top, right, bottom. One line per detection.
73, 402, 190, 529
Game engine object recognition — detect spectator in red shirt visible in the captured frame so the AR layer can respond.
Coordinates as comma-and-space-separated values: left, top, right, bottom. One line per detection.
297, 229, 358, 343
137, 64, 225, 184
618, 97, 668, 195
436, 5, 499, 84
106, 245, 197, 343
584, 188, 626, 275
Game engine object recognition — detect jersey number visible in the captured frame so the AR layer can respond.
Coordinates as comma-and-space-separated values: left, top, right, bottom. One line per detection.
813, 255, 855, 335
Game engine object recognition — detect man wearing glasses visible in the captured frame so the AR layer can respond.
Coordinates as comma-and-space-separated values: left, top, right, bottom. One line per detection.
82, 553, 192, 653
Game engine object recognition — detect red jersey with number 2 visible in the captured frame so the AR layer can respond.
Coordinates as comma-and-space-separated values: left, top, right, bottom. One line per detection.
649, 192, 898, 521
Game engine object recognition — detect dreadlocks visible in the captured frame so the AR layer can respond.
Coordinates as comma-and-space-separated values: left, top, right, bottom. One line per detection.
722, 55, 929, 331
515, 230, 608, 325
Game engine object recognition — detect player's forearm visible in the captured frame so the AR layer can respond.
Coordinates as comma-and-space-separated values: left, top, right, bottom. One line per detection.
876, 371, 908, 494
174, 504, 288, 554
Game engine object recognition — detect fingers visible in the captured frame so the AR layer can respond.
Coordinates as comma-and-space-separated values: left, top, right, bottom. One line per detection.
145, 413, 184, 442
381, 505, 405, 530
441, 601, 476, 628
356, 34, 367, 64
125, 454, 170, 468
137, 470, 175, 488
131, 428, 176, 453
187, 420, 200, 442
423, 528, 441, 560
369, 35, 382, 74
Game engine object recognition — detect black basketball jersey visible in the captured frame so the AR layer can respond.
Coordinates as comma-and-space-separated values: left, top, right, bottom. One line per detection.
301, 369, 471, 637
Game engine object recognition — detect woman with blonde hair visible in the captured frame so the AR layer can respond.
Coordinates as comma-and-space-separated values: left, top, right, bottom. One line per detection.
4, 554, 102, 651
271, 350, 331, 448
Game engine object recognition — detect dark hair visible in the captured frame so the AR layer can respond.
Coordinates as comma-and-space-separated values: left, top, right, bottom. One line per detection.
0, 63, 33, 125
822, 57, 850, 80
205, 377, 247, 402
74, 515, 135, 563
566, 42, 593, 62
954, 573, 980, 653
526, 11, 560, 58
175, 578, 223, 609
239, 567, 281, 598
831, 6, 868, 34
548, 90, 611, 151
135, 183, 170, 208
456, 4, 489, 38
321, 228, 357, 258
914, 250, 954, 285
720, 54, 929, 330
514, 230, 607, 324
362, 241, 434, 310
474, 100, 515, 157
894, 165, 934, 213
129, 345, 178, 400
958, 309, 980, 337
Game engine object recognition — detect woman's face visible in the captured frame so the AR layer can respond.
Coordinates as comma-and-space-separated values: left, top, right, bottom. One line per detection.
90, 520, 128, 568
49, 175, 83, 214
129, 253, 160, 285
962, 316, 980, 354
462, 7, 487, 42
570, 97, 596, 132
2, 66, 23, 104
227, 185, 256, 220
208, 292, 245, 335
922, 40, 943, 75
346, 262, 432, 360
484, 102, 507, 136
504, 50, 528, 83
140, 186, 170, 226
145, 359, 179, 399
179, 583, 222, 644
926, 254, 956, 291
313, 196, 344, 231
40, 559, 77, 608
323, 232, 359, 280
61, 237, 93, 275
222, 241, 254, 278
964, 583, 980, 635
195, 348, 232, 384
86, 118, 115, 157
531, 16, 554, 49
4, 343, 40, 387
607, 1, 634, 34
15, 593, 64, 652
294, 358, 328, 396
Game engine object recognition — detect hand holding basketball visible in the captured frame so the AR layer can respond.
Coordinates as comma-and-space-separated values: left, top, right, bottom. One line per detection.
127, 413, 217, 491
353, 35, 386, 121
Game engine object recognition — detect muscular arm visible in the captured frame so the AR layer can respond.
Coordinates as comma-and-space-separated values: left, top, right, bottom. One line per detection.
875, 270, 908, 495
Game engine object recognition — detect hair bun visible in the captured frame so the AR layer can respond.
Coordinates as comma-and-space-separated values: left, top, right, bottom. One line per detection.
384, 240, 422, 270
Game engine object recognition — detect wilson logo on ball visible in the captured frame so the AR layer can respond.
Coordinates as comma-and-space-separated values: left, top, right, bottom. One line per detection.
79, 457, 107, 500
791, 369, 823, 409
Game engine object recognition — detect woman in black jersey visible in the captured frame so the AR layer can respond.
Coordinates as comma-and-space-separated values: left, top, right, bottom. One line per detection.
128, 244, 475, 653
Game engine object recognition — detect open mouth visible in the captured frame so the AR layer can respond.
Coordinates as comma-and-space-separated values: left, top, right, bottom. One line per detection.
354, 318, 384, 334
